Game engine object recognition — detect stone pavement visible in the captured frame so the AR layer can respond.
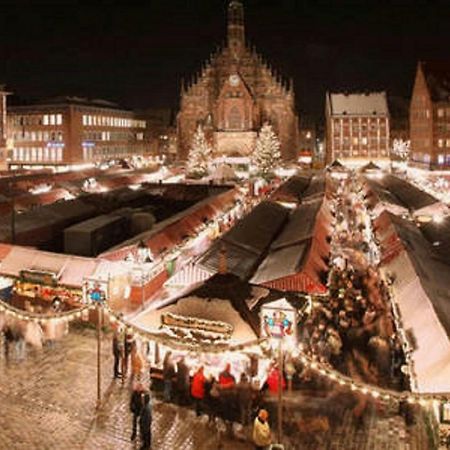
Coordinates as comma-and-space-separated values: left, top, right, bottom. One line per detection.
0, 325, 431, 449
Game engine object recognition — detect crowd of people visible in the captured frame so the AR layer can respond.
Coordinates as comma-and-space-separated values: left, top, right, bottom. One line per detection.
0, 298, 68, 361
112, 325, 280, 449
300, 177, 406, 390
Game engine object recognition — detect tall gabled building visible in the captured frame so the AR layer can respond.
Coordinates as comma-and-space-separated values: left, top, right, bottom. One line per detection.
177, 1, 299, 163
410, 61, 450, 169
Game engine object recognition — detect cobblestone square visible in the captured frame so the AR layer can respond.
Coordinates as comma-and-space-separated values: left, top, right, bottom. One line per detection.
0, 326, 432, 450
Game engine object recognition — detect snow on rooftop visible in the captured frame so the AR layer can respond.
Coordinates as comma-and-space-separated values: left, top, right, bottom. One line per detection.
329, 92, 389, 116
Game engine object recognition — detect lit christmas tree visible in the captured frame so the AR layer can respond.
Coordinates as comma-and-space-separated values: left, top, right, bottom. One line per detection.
391, 139, 410, 161
252, 122, 281, 179
187, 124, 212, 178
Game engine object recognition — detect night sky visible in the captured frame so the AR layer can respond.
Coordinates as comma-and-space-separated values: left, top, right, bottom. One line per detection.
1, 1, 450, 120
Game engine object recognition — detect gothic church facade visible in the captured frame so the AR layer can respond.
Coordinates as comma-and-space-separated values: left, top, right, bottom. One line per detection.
177, 1, 299, 162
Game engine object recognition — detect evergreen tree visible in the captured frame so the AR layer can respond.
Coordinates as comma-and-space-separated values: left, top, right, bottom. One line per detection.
187, 124, 212, 178
252, 122, 281, 179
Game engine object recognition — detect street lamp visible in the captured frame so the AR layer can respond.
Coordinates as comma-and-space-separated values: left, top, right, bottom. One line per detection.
261, 298, 298, 446
83, 277, 109, 409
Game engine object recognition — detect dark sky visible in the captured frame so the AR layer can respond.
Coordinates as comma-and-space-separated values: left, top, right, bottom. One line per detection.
1, 1, 450, 119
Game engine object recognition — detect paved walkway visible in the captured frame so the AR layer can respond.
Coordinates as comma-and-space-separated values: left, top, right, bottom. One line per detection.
0, 326, 431, 449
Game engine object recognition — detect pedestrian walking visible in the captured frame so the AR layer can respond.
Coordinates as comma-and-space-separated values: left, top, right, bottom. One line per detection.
191, 366, 206, 417
162, 351, 176, 402
130, 382, 145, 441
3, 325, 14, 361
139, 393, 152, 450
207, 377, 221, 425
122, 328, 134, 382
176, 357, 190, 405
237, 373, 253, 426
252, 409, 272, 450
112, 329, 122, 379
131, 341, 145, 383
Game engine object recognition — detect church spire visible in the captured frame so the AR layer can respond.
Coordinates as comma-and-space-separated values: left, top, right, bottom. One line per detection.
228, 1, 245, 59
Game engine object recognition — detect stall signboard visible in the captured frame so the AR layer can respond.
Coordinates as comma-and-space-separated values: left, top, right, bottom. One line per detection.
261, 298, 297, 349
83, 278, 108, 304
20, 269, 58, 287
161, 312, 233, 338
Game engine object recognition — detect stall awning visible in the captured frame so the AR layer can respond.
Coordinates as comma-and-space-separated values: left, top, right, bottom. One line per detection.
0, 246, 99, 288
58, 258, 99, 288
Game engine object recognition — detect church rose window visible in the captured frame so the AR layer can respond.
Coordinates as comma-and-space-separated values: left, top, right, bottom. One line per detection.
228, 105, 243, 130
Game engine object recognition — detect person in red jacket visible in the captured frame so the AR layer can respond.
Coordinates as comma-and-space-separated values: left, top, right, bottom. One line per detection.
191, 366, 206, 417
267, 364, 286, 395
218, 363, 236, 389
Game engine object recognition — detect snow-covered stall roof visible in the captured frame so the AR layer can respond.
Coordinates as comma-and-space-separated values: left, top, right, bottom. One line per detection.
364, 174, 441, 217
360, 161, 382, 173
270, 175, 312, 203
134, 273, 307, 345
376, 212, 450, 393
198, 201, 289, 279
301, 175, 326, 200
328, 92, 389, 116
250, 197, 331, 294
0, 246, 99, 288
101, 186, 239, 261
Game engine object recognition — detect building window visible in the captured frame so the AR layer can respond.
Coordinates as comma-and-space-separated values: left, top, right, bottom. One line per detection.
438, 108, 445, 118
446, 139, 450, 148
438, 139, 444, 148
361, 137, 368, 145
43, 115, 49, 125
438, 154, 445, 165
352, 137, 358, 146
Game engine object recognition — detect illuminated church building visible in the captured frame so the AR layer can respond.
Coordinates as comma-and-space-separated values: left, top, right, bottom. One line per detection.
177, 0, 299, 162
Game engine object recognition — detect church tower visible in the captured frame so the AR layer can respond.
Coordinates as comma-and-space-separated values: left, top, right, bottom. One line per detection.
228, 1, 245, 59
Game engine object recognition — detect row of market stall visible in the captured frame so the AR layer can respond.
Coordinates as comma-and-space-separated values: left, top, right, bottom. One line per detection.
0, 184, 245, 312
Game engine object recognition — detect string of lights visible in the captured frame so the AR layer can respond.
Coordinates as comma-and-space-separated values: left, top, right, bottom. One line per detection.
0, 299, 95, 323
1, 296, 449, 404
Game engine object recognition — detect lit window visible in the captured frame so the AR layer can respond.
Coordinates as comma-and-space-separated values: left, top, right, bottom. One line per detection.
56, 114, 62, 125
43, 115, 49, 125
438, 108, 444, 118
438, 154, 445, 165
361, 137, 368, 145
438, 139, 444, 148
82, 115, 87, 126
447, 139, 450, 148
352, 137, 359, 145
50, 115, 56, 125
